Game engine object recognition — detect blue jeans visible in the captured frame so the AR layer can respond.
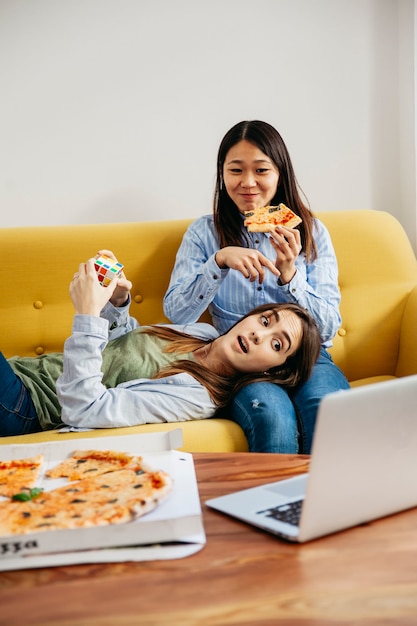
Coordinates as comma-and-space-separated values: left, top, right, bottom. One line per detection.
229, 348, 350, 454
0, 352, 42, 436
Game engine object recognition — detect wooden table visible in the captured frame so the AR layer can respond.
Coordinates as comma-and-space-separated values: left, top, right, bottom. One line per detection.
1, 452, 417, 625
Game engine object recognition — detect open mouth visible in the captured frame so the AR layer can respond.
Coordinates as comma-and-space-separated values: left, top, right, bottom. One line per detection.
238, 336, 248, 353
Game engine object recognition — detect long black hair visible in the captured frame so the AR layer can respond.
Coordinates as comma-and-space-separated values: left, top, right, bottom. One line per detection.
214, 120, 317, 261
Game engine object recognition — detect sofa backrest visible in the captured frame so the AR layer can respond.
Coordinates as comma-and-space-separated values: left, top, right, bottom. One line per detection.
1, 210, 416, 382
1, 219, 191, 359
319, 210, 417, 381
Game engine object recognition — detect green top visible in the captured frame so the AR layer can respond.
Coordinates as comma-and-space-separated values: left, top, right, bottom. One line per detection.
8, 328, 194, 430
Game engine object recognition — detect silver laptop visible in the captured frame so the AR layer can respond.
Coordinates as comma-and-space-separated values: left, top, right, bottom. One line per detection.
206, 375, 417, 542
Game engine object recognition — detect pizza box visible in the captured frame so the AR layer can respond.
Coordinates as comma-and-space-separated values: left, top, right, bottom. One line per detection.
0, 429, 206, 571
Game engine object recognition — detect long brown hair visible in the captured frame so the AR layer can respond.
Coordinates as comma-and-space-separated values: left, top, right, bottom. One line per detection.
214, 120, 317, 261
142, 303, 321, 407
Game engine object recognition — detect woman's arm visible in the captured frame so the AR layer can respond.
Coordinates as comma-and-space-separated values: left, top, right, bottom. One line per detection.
56, 315, 216, 428
163, 216, 278, 324
163, 217, 228, 323
273, 220, 342, 344
100, 298, 140, 340
71, 256, 139, 339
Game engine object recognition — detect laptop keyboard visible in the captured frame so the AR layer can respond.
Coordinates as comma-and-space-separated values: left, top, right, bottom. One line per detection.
256, 499, 304, 526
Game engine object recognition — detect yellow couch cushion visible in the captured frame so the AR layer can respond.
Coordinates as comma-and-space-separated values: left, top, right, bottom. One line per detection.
319, 211, 417, 381
0, 210, 416, 452
0, 420, 249, 453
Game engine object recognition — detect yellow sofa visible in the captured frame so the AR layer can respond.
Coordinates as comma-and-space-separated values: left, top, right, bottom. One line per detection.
1, 210, 416, 451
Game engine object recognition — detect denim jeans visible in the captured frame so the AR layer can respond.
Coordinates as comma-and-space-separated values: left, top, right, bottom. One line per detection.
229, 347, 350, 454
0, 352, 42, 436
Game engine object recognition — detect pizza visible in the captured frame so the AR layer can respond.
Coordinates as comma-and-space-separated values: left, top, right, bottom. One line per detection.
0, 449, 173, 535
0, 467, 173, 535
45, 449, 144, 481
244, 203, 302, 232
0, 455, 43, 498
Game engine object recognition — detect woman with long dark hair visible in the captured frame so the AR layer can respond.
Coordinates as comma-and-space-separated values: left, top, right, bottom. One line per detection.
164, 120, 350, 453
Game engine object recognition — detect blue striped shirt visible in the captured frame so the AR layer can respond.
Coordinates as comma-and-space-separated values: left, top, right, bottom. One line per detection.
163, 214, 342, 346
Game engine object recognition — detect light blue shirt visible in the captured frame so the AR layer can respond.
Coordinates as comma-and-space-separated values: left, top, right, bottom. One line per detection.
163, 214, 341, 347
56, 302, 218, 429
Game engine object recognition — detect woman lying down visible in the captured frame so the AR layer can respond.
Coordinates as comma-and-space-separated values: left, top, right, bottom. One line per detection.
0, 253, 321, 436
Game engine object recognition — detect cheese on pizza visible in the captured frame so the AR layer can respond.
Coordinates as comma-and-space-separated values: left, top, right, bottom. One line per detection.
244, 203, 302, 232
0, 449, 173, 535
45, 449, 144, 480
0, 468, 173, 535
0, 455, 43, 498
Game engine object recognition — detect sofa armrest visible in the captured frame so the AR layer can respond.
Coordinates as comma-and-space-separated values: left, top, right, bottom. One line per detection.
396, 284, 417, 377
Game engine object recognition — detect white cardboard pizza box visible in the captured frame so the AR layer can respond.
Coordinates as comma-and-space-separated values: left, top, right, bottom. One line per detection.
0, 429, 206, 571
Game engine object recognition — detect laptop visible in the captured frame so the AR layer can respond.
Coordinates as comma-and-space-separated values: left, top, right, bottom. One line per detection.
206, 375, 417, 542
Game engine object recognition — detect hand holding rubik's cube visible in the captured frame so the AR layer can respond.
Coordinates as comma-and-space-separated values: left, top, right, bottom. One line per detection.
94, 254, 124, 287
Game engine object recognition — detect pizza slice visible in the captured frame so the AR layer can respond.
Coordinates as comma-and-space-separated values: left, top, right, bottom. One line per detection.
0, 455, 43, 498
244, 203, 302, 233
0, 468, 173, 534
46, 449, 144, 481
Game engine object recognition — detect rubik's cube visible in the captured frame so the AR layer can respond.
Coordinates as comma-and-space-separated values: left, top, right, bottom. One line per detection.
94, 255, 124, 287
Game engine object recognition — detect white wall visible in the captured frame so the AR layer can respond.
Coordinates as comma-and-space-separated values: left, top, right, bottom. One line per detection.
0, 0, 415, 249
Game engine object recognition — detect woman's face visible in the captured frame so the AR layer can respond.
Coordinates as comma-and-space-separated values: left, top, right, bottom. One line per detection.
222, 140, 280, 214
218, 308, 303, 375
